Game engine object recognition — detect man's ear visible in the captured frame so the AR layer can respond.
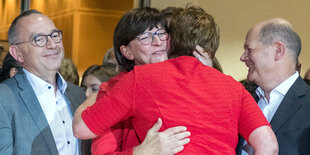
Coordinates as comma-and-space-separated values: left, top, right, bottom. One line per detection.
120, 45, 134, 60
274, 41, 285, 61
9, 45, 24, 64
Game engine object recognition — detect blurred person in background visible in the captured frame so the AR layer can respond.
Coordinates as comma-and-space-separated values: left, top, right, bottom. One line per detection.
80, 64, 118, 155
81, 64, 117, 98
102, 47, 120, 74
59, 57, 80, 85
0, 46, 4, 73
304, 67, 310, 85
0, 52, 21, 82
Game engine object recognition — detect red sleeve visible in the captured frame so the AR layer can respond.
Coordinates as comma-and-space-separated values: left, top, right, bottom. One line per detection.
105, 148, 133, 155
97, 72, 126, 98
91, 124, 134, 155
91, 119, 138, 155
238, 87, 270, 141
81, 71, 136, 135
91, 129, 122, 155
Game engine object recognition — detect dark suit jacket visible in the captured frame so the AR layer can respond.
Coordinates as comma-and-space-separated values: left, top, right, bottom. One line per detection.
236, 77, 310, 155
0, 69, 86, 155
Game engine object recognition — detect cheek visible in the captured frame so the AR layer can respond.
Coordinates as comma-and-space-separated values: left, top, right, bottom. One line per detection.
139, 46, 150, 54
135, 47, 151, 60
249, 53, 259, 64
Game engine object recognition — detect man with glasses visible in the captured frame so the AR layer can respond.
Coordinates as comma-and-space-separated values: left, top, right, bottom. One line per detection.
0, 10, 86, 154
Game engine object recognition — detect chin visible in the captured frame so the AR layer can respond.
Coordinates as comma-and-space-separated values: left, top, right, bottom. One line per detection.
150, 57, 167, 64
247, 74, 256, 83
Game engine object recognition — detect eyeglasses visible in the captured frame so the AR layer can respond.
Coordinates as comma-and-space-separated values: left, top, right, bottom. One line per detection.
136, 29, 168, 45
12, 30, 63, 47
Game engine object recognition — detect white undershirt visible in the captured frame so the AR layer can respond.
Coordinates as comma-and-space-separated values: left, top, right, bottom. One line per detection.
24, 69, 79, 155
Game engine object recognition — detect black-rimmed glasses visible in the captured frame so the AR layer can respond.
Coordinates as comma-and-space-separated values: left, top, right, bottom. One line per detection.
12, 30, 63, 47
137, 29, 168, 45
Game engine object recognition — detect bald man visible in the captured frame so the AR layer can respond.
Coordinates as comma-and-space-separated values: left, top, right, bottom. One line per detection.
237, 18, 310, 154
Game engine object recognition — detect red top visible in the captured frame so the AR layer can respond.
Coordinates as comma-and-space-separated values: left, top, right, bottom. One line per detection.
91, 72, 140, 155
83, 56, 269, 154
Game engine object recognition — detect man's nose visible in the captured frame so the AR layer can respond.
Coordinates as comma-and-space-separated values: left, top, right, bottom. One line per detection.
46, 36, 57, 49
240, 52, 247, 62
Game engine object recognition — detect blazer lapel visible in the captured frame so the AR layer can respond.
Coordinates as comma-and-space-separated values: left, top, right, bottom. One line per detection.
270, 77, 306, 133
15, 71, 58, 155
64, 88, 75, 115
64, 84, 83, 153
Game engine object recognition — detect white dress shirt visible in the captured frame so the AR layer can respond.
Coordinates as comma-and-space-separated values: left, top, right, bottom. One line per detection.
24, 69, 79, 155
242, 71, 299, 155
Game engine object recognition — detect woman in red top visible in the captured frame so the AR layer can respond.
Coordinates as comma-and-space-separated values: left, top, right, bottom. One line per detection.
80, 7, 208, 155
74, 6, 278, 154
80, 7, 212, 155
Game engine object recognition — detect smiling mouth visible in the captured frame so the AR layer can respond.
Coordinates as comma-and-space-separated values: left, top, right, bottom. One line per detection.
247, 65, 255, 73
152, 50, 167, 55
44, 51, 59, 58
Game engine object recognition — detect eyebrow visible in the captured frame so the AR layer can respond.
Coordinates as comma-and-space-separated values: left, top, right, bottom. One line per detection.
243, 44, 248, 49
32, 29, 58, 37
90, 84, 100, 87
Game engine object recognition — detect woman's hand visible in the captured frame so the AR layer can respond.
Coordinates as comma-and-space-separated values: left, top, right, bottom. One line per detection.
133, 118, 190, 155
193, 45, 213, 67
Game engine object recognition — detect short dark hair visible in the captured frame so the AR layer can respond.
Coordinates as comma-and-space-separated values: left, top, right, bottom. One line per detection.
161, 7, 178, 18
259, 23, 301, 62
8, 9, 42, 45
81, 65, 118, 85
113, 7, 166, 72
0, 52, 21, 82
169, 6, 219, 59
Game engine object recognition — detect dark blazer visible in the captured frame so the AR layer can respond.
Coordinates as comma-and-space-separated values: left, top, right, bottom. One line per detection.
0, 69, 86, 155
236, 77, 310, 155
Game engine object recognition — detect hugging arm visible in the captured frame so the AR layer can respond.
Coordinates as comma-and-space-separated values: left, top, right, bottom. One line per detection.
73, 92, 190, 154
239, 88, 278, 155
73, 93, 98, 139
248, 125, 278, 155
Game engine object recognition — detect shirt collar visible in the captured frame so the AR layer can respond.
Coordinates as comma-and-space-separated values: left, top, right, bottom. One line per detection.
256, 71, 299, 98
23, 68, 67, 94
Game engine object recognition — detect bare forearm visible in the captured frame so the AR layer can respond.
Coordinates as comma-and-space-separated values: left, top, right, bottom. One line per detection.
249, 126, 278, 155
72, 93, 98, 139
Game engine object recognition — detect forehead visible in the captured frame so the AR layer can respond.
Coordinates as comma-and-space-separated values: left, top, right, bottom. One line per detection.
83, 74, 101, 84
17, 14, 57, 36
244, 27, 260, 48
145, 24, 164, 32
